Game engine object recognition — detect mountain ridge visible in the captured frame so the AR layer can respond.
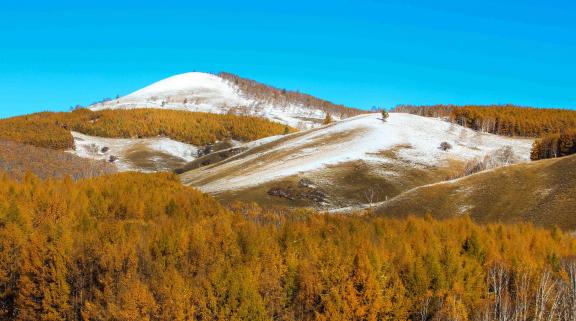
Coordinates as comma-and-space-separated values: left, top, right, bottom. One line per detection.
89, 72, 365, 129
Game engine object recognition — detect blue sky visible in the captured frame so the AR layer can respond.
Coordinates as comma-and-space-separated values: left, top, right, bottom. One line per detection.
0, 0, 575, 118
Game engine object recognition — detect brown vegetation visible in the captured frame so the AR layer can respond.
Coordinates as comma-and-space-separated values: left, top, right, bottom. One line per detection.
219, 72, 366, 119
0, 172, 575, 320
0, 140, 116, 180
0, 112, 75, 149
0, 108, 296, 150
377, 154, 576, 230
393, 104, 576, 137
531, 129, 576, 160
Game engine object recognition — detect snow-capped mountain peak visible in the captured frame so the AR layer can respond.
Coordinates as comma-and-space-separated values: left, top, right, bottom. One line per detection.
125, 72, 233, 98
88, 72, 364, 129
90, 72, 249, 114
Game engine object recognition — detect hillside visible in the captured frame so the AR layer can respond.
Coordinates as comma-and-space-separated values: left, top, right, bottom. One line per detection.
0, 108, 292, 150
393, 104, 576, 137
0, 108, 293, 172
375, 154, 576, 230
1, 171, 575, 320
0, 140, 116, 180
89, 72, 365, 129
181, 113, 533, 209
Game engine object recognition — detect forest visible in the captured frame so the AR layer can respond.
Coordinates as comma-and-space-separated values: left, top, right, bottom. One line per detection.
393, 104, 576, 138
393, 105, 576, 160
0, 108, 295, 150
0, 171, 575, 321
219, 72, 366, 119
531, 129, 576, 160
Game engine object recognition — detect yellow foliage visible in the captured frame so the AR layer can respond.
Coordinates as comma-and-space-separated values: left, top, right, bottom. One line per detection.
0, 108, 297, 150
0, 172, 574, 320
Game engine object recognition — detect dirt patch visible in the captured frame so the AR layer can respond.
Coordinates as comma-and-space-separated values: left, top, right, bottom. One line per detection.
267, 179, 328, 204
215, 176, 322, 209
123, 144, 188, 172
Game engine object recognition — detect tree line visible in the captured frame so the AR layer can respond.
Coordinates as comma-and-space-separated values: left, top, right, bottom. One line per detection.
0, 171, 575, 320
0, 108, 296, 150
393, 104, 576, 138
531, 129, 576, 160
218, 72, 366, 119
393, 105, 576, 160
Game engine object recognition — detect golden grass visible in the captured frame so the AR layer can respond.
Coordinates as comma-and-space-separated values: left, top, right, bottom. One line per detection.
376, 154, 576, 230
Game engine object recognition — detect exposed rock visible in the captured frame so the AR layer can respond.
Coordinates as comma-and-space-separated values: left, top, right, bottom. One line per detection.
267, 187, 294, 200
439, 141, 453, 151
267, 181, 329, 205
303, 189, 328, 203
197, 144, 214, 157
298, 178, 316, 188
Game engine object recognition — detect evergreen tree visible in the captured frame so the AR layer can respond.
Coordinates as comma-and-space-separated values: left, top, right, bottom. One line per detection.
381, 109, 389, 121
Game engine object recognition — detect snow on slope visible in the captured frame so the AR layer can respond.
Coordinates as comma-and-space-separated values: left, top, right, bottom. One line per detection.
70, 132, 198, 172
90, 73, 249, 112
89, 72, 332, 129
181, 113, 534, 193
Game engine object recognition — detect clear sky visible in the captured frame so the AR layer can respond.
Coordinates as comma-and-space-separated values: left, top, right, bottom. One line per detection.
1, 0, 574, 118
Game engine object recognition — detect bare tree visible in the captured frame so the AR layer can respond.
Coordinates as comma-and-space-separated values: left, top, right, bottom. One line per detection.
512, 271, 531, 321
363, 186, 382, 208
488, 263, 511, 321
534, 270, 560, 321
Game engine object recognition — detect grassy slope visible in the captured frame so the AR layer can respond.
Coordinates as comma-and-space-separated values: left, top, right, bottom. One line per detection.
0, 140, 116, 180
188, 139, 466, 209
376, 154, 576, 230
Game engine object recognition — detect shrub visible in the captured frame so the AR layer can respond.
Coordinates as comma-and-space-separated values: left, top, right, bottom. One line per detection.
439, 141, 452, 151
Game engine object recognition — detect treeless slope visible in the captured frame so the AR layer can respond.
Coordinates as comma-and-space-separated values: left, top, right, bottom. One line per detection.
375, 154, 576, 230
181, 113, 533, 209
0, 140, 116, 180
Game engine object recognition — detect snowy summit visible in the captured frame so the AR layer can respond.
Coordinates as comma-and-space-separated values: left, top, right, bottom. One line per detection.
89, 72, 345, 129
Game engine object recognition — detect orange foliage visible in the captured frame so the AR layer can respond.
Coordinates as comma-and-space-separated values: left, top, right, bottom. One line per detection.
0, 108, 296, 150
531, 129, 576, 160
0, 172, 575, 320
393, 104, 576, 137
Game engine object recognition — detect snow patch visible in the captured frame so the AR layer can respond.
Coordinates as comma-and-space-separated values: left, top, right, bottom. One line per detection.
183, 113, 534, 193
88, 72, 332, 129
70, 132, 198, 172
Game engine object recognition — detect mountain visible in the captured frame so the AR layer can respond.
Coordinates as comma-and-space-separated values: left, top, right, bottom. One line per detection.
375, 153, 576, 230
89, 72, 365, 129
180, 113, 534, 209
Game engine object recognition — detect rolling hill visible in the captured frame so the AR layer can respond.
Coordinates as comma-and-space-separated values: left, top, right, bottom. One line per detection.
88, 72, 365, 129
375, 153, 576, 230
181, 113, 534, 209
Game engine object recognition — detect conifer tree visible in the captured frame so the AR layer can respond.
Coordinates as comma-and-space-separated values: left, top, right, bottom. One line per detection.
381, 109, 389, 121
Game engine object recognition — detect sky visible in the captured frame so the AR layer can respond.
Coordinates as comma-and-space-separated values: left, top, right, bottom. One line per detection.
0, 0, 575, 118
